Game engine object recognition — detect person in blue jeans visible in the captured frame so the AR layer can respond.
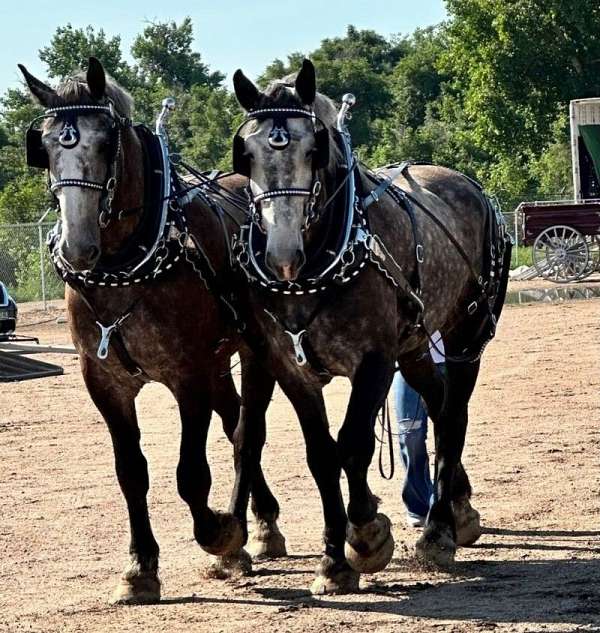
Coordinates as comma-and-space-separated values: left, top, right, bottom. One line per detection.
393, 331, 445, 527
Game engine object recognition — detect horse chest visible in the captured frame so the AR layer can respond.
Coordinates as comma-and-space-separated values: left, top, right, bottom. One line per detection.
257, 281, 396, 379
69, 285, 225, 385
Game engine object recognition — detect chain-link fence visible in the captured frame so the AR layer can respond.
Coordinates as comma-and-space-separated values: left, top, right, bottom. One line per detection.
0, 221, 63, 306
0, 208, 527, 310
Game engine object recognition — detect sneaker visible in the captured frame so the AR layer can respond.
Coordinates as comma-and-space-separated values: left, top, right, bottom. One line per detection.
406, 513, 427, 528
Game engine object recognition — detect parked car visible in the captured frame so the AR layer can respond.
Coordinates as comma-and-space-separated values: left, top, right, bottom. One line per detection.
0, 282, 17, 337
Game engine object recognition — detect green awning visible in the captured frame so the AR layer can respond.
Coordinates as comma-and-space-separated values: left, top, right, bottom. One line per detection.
580, 124, 600, 182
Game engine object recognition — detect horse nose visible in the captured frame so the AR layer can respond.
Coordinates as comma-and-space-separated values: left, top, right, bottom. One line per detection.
266, 249, 305, 281
62, 243, 100, 271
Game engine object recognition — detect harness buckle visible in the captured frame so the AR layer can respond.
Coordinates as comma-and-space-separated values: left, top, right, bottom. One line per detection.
416, 244, 424, 263
467, 300, 478, 315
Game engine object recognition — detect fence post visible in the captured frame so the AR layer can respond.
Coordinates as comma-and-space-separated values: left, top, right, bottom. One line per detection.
513, 209, 519, 268
38, 223, 46, 310
37, 209, 52, 311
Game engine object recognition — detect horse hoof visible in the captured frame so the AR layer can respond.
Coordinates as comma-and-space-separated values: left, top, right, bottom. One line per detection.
199, 512, 244, 556
310, 557, 360, 595
247, 520, 288, 559
453, 498, 482, 546
205, 548, 253, 579
344, 513, 395, 574
416, 524, 456, 567
110, 572, 160, 605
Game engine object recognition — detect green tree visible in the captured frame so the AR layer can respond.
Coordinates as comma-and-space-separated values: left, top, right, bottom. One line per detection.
259, 26, 406, 149
39, 24, 131, 83
0, 175, 49, 224
442, 0, 600, 159
131, 18, 223, 90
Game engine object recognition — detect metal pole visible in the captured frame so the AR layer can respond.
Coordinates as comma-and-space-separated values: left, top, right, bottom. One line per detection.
37, 208, 52, 311
513, 210, 519, 268
38, 223, 46, 310
570, 100, 580, 202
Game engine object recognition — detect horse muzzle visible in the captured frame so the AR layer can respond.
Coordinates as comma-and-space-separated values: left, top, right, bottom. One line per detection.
59, 241, 101, 272
265, 249, 306, 282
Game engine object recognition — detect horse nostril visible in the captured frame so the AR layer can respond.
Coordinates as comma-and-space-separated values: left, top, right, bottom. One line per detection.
88, 245, 100, 262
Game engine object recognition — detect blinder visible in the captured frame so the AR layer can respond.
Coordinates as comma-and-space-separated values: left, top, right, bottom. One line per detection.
26, 125, 48, 169
25, 104, 123, 170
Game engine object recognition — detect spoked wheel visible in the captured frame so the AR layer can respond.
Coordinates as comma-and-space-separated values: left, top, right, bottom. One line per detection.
532, 225, 590, 283
586, 236, 600, 276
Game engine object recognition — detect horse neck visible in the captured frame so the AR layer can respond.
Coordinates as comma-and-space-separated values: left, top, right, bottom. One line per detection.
99, 127, 145, 255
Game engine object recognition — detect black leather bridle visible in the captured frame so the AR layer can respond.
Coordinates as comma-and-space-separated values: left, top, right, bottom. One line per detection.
26, 102, 132, 228
233, 107, 330, 231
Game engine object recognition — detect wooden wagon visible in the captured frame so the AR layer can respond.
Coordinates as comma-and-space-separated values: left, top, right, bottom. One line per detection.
518, 98, 600, 282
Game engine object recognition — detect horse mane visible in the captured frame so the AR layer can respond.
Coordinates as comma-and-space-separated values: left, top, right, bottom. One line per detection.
54, 72, 133, 118
259, 76, 342, 171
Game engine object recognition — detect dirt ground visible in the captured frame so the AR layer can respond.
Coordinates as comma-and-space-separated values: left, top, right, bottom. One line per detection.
1, 288, 599, 633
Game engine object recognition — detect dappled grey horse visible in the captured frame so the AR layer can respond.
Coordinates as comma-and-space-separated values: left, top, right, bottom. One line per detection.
221, 59, 511, 594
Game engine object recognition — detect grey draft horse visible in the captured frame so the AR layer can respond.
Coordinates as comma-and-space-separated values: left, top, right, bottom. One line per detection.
219, 59, 510, 594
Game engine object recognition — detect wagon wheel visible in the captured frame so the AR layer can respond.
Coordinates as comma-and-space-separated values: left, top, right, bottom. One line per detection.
532, 225, 590, 283
579, 235, 600, 280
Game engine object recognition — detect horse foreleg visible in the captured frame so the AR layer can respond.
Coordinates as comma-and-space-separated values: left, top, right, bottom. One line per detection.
213, 359, 287, 559
451, 461, 482, 546
415, 359, 481, 566
175, 386, 250, 577
337, 351, 396, 575
82, 360, 160, 605
272, 376, 357, 595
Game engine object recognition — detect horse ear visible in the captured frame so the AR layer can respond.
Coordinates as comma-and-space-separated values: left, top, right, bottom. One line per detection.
233, 69, 260, 112
86, 57, 106, 101
295, 59, 316, 106
17, 64, 56, 107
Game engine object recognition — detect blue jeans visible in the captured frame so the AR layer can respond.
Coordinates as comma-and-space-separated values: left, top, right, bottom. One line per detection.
393, 371, 434, 519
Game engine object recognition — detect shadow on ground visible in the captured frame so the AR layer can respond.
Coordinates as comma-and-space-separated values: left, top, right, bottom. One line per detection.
161, 528, 600, 629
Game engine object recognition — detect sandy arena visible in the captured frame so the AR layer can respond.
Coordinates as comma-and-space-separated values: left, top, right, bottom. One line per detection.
1, 290, 599, 633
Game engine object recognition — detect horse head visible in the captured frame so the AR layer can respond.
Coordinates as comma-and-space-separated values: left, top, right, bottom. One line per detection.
19, 57, 133, 272
233, 59, 337, 282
